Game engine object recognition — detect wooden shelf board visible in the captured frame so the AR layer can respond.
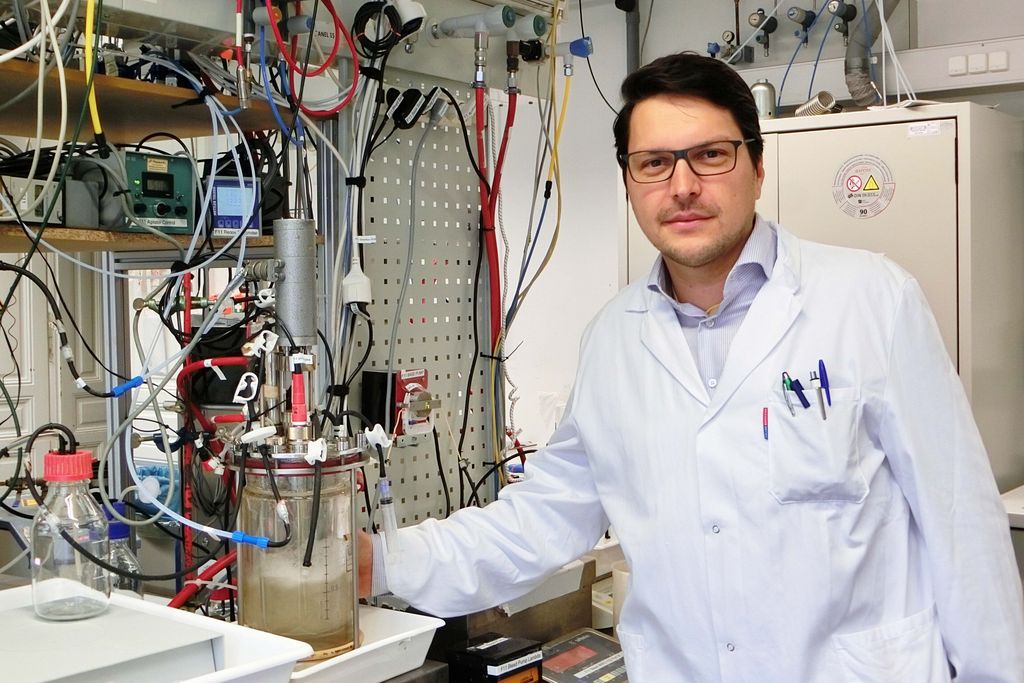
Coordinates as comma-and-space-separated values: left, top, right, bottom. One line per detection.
0, 224, 272, 253
0, 59, 277, 142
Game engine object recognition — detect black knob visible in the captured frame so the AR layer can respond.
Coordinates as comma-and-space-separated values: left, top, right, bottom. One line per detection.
133, 203, 147, 215
155, 203, 171, 216
174, 205, 188, 217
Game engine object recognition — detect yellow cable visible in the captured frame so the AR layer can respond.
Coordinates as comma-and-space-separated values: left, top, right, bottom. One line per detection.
84, 0, 104, 138
517, 74, 570, 308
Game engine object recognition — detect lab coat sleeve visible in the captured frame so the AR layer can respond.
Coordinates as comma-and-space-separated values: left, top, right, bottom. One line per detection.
381, 411, 609, 617
878, 277, 1024, 680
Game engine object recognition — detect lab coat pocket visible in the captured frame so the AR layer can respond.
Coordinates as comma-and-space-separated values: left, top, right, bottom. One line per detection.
615, 625, 646, 680
768, 387, 868, 503
832, 605, 951, 683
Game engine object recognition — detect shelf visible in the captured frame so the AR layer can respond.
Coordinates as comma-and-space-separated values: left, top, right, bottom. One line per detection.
0, 59, 278, 142
0, 224, 273, 253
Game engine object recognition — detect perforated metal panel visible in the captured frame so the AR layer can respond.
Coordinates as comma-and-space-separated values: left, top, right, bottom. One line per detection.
358, 73, 496, 526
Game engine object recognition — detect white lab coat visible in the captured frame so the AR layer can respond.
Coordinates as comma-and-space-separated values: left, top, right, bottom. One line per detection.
384, 222, 1024, 681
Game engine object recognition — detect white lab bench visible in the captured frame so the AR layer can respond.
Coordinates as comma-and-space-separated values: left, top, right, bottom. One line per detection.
1000, 485, 1024, 584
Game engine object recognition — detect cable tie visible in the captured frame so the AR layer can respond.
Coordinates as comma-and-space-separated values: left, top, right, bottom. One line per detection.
327, 384, 349, 398
112, 375, 144, 397
171, 86, 215, 109
359, 65, 383, 81
201, 358, 228, 381
74, 377, 88, 389
345, 176, 367, 188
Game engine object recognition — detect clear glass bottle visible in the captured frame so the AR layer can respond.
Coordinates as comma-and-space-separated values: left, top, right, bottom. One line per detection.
31, 450, 110, 620
108, 521, 143, 598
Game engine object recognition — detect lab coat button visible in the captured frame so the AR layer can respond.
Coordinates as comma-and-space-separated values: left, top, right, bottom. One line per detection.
706, 319, 715, 327
711, 524, 720, 534
708, 378, 718, 388
726, 643, 736, 652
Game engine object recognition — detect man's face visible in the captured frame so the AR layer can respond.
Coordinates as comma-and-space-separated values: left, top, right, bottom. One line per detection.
625, 95, 764, 285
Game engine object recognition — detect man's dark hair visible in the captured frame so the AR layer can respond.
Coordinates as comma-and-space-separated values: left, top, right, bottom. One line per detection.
613, 52, 764, 170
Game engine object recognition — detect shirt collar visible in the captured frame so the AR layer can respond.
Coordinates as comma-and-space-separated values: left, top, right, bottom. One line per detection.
646, 215, 777, 306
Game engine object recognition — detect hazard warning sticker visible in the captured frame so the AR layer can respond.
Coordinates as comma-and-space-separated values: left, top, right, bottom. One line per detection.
833, 154, 895, 219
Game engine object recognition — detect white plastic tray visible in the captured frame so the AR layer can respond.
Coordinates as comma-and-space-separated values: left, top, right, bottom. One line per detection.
291, 606, 443, 683
0, 585, 313, 683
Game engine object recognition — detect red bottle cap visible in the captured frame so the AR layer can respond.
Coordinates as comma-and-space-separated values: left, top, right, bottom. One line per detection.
42, 450, 94, 482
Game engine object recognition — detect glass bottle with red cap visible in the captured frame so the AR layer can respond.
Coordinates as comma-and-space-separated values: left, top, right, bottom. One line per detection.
30, 449, 110, 620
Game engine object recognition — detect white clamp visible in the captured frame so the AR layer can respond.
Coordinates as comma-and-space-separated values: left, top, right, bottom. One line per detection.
255, 288, 275, 309
240, 425, 278, 444
232, 372, 260, 403
364, 423, 392, 450
305, 438, 327, 465
248, 329, 280, 357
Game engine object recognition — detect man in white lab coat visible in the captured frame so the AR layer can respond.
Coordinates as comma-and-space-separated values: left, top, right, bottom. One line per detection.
360, 52, 1024, 680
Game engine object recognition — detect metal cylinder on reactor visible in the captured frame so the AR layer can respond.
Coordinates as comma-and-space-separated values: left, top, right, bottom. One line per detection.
273, 217, 318, 347
237, 456, 362, 659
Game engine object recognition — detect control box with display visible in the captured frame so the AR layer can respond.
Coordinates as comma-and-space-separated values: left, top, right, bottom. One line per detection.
124, 151, 195, 234
210, 176, 261, 238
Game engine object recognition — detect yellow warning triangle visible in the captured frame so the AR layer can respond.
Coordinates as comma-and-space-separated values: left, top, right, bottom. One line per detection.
864, 175, 880, 191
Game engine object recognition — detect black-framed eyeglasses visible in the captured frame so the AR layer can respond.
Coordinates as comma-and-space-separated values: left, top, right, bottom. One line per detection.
618, 138, 758, 183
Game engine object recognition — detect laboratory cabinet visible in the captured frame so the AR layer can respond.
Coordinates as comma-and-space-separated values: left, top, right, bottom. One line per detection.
626, 103, 1024, 490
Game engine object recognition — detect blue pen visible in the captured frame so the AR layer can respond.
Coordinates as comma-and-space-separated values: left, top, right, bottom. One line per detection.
818, 359, 831, 406
789, 378, 812, 409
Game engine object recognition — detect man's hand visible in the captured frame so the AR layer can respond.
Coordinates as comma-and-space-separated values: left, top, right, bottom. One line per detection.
358, 528, 373, 599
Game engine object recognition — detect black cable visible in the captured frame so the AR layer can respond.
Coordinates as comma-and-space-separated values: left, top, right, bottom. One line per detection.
135, 131, 191, 155
0, 317, 24, 431
258, 445, 292, 548
432, 427, 451, 518
467, 451, 536, 508
317, 328, 337, 430
0, 261, 115, 398
438, 87, 490, 190
457, 225, 485, 457
0, 396, 25, 498
26, 422, 77, 453
342, 309, 374, 387
374, 443, 387, 479
302, 460, 322, 567
578, 0, 619, 115
0, 499, 32, 519
359, 466, 377, 533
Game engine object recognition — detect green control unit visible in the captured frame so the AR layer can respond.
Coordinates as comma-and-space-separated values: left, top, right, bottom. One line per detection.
124, 151, 195, 234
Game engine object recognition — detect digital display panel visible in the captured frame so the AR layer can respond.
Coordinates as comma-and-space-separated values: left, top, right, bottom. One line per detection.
142, 172, 174, 198
215, 185, 255, 217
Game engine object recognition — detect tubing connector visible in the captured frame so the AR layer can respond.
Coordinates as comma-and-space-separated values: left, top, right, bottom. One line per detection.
473, 31, 488, 87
